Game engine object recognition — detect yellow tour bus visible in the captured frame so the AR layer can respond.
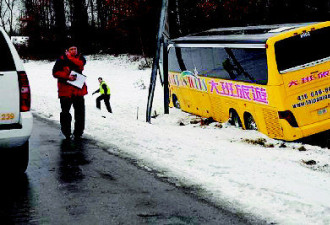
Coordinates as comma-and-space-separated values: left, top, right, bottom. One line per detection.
167, 21, 330, 141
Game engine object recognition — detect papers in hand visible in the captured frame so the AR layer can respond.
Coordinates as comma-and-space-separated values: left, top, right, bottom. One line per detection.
67, 71, 86, 89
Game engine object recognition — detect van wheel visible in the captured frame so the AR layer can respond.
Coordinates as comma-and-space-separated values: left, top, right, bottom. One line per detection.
7, 141, 29, 174
229, 111, 242, 128
245, 114, 258, 130
173, 95, 180, 109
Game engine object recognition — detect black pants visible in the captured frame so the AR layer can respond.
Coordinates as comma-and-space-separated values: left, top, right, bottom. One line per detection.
96, 94, 112, 113
60, 96, 85, 137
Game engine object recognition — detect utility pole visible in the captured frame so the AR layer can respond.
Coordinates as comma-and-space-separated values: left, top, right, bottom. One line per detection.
146, 0, 168, 123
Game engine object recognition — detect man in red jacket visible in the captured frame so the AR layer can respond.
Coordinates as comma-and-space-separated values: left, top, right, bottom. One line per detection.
52, 45, 88, 140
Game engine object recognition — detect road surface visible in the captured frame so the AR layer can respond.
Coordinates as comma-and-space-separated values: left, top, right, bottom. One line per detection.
0, 115, 265, 224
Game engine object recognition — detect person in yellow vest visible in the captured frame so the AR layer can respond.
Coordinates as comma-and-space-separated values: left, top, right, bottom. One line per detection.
92, 77, 112, 113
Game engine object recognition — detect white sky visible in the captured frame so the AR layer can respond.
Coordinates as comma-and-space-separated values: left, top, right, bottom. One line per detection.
25, 54, 330, 225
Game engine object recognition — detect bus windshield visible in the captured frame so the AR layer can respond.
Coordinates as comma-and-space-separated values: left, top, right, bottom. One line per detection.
275, 26, 330, 73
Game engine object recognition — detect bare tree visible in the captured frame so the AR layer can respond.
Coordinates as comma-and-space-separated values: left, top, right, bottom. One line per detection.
0, 1, 6, 29
96, 0, 107, 29
68, 0, 89, 45
87, 0, 95, 28
0, 0, 17, 35
53, 0, 66, 44
174, 0, 182, 35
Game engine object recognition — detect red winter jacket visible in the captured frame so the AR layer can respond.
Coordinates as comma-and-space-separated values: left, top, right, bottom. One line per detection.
52, 54, 88, 98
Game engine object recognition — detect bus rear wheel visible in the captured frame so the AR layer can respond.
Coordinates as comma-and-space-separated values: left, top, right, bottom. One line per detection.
173, 95, 180, 109
229, 110, 242, 128
245, 114, 258, 130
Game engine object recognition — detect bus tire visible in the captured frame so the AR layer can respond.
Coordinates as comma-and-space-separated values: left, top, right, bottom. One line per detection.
173, 95, 180, 109
229, 110, 242, 128
245, 113, 258, 131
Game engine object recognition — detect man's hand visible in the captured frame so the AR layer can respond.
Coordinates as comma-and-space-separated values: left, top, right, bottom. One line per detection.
68, 74, 77, 81
65, 50, 71, 58
63, 66, 70, 74
63, 66, 75, 80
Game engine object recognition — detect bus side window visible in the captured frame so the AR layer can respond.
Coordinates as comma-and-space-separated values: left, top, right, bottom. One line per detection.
222, 57, 239, 79
228, 49, 268, 84
199, 48, 214, 76
191, 47, 203, 75
207, 48, 232, 79
181, 48, 194, 72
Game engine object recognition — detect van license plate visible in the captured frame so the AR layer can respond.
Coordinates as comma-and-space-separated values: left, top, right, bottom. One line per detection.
317, 108, 328, 115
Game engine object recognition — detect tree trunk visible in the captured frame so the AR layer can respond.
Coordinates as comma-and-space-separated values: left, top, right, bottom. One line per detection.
4, 0, 16, 36
96, 0, 106, 29
69, 0, 89, 46
53, 0, 66, 45
89, 0, 95, 28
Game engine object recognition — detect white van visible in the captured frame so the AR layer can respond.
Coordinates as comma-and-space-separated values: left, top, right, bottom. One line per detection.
0, 27, 33, 173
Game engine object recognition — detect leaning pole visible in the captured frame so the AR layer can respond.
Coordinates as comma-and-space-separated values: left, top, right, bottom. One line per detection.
146, 0, 168, 123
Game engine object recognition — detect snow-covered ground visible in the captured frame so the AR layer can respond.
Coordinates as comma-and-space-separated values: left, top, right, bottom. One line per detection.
25, 55, 330, 225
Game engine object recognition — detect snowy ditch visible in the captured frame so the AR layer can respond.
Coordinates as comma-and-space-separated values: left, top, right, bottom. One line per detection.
25, 54, 330, 225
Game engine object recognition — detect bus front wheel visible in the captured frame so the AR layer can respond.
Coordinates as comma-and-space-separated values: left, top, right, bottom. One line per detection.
173, 95, 180, 109
229, 110, 242, 128
245, 114, 258, 131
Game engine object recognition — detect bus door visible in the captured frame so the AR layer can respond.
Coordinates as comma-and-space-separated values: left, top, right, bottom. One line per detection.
168, 47, 185, 109
172, 47, 210, 115
188, 47, 212, 118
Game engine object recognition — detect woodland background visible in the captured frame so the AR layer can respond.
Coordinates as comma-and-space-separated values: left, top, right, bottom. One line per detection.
0, 0, 329, 58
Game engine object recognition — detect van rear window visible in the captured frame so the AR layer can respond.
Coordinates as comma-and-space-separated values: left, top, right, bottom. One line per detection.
0, 32, 15, 71
275, 26, 330, 73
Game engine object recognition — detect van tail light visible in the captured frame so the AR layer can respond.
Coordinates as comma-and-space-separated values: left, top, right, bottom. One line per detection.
278, 110, 298, 127
18, 71, 31, 112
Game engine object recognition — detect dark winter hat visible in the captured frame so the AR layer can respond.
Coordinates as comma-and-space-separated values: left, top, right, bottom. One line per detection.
64, 39, 76, 50
98, 77, 103, 80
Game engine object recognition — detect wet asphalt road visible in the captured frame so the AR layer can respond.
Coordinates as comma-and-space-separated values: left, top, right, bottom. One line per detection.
0, 115, 261, 225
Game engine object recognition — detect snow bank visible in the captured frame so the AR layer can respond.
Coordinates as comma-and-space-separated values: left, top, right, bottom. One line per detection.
25, 54, 330, 225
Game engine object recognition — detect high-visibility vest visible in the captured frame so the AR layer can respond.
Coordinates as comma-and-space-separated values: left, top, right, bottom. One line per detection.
99, 81, 110, 95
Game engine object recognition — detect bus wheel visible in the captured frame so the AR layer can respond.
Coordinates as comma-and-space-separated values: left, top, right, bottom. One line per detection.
229, 110, 242, 128
173, 95, 180, 109
245, 114, 258, 130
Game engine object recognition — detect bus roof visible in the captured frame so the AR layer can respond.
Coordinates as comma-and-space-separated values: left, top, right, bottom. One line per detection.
172, 22, 319, 44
